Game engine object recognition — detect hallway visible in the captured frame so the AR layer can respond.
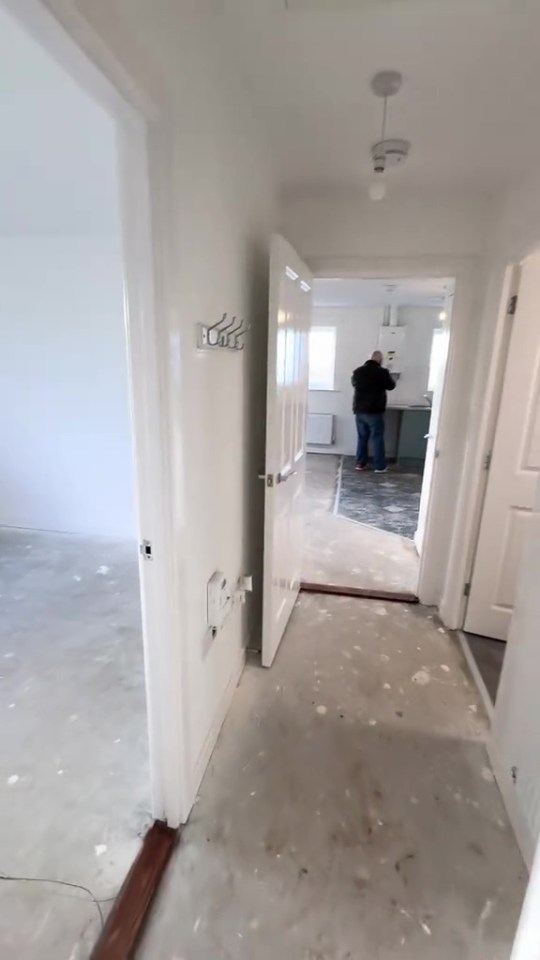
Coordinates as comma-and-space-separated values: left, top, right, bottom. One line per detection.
139, 593, 525, 960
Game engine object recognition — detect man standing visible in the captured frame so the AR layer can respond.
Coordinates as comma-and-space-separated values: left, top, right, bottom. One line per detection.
352, 350, 396, 473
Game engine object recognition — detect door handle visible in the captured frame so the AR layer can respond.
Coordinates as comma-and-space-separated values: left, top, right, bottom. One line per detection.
278, 469, 298, 484
424, 434, 434, 440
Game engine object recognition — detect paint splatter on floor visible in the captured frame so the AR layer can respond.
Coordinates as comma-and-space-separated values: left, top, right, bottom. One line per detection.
138, 593, 526, 960
412, 669, 431, 686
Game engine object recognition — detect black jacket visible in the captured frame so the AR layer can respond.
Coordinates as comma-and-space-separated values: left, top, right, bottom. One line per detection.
352, 360, 396, 414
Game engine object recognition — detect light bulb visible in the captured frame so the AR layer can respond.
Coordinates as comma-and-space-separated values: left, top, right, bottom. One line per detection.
368, 178, 386, 201
439, 310, 447, 321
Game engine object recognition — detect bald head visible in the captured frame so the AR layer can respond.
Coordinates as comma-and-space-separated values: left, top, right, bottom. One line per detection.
371, 350, 383, 365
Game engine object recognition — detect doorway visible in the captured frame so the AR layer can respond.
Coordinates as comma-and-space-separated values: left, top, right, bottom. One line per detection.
462, 252, 540, 711
302, 276, 454, 597
0, 3, 180, 954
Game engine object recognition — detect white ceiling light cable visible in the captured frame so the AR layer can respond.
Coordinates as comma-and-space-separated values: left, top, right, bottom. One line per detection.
369, 86, 390, 201
368, 71, 411, 201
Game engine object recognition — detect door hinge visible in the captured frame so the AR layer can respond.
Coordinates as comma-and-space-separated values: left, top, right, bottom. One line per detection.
139, 539, 153, 560
483, 451, 492, 471
463, 582, 471, 597
511, 765, 518, 785
508, 294, 518, 316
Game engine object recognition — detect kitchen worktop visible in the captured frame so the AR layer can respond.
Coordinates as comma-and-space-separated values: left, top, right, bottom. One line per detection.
387, 404, 431, 411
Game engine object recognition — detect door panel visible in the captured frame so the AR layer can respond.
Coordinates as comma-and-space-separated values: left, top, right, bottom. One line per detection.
465, 251, 540, 640
496, 508, 532, 609
492, 513, 540, 866
414, 326, 450, 556
262, 236, 312, 668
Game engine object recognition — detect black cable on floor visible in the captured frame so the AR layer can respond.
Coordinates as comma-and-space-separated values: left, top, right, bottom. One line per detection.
0, 871, 118, 930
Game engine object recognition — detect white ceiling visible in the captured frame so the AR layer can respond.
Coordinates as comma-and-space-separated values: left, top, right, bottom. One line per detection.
313, 277, 453, 308
221, 0, 540, 194
0, 6, 119, 236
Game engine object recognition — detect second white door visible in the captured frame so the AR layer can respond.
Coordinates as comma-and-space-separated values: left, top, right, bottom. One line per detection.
261, 235, 312, 668
465, 250, 540, 640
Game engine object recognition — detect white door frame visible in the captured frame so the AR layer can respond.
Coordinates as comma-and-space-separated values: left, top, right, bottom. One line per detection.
440, 260, 521, 630
460, 263, 522, 635
308, 255, 479, 612
3, 0, 190, 826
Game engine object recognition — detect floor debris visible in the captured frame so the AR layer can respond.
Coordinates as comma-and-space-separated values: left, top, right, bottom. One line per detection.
137, 592, 526, 960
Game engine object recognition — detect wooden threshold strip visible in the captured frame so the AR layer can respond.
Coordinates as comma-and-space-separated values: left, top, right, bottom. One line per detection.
300, 581, 419, 604
90, 820, 178, 960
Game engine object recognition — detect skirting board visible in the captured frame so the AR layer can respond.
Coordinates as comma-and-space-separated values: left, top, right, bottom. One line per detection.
90, 820, 178, 960
191, 647, 246, 808
300, 581, 419, 604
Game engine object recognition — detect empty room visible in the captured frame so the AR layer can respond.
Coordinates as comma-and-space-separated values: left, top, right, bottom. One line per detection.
0, 9, 149, 954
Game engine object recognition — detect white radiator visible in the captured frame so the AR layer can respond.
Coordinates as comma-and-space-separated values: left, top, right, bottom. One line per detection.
307, 413, 335, 446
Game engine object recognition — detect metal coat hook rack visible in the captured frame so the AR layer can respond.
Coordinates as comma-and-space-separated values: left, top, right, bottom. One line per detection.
197, 313, 249, 352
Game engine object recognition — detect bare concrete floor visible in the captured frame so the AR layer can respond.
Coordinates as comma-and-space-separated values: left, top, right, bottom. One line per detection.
0, 528, 149, 960
304, 454, 419, 594
139, 593, 526, 960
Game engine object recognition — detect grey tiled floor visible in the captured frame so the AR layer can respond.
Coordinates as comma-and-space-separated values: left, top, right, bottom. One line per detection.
338, 457, 422, 540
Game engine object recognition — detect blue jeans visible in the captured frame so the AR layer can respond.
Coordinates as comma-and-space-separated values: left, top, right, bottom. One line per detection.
355, 413, 386, 471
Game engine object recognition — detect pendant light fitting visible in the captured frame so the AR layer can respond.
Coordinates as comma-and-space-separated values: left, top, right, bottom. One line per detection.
368, 70, 411, 200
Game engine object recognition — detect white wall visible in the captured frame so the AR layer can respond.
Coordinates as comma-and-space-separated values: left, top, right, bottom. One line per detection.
309, 303, 441, 456
309, 305, 381, 455
0, 11, 120, 238
32, 0, 278, 808
0, 8, 135, 538
159, 17, 277, 793
491, 175, 540, 262
395, 306, 442, 404
0, 236, 135, 537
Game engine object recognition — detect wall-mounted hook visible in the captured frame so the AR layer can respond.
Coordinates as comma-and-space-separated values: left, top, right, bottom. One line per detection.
206, 312, 228, 347
197, 314, 250, 353
235, 322, 250, 350
226, 318, 244, 349
219, 315, 237, 346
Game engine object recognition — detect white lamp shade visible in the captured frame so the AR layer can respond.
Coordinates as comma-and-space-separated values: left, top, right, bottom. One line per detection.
368, 178, 386, 201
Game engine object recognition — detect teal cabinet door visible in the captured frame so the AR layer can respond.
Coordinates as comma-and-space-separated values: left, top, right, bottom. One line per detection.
398, 410, 431, 462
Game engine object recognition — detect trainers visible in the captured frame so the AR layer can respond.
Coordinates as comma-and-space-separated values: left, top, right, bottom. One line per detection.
355, 464, 368, 471
374, 467, 388, 474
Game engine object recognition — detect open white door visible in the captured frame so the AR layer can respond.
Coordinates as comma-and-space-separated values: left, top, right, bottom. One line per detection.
261, 235, 312, 668
465, 250, 540, 640
414, 321, 451, 556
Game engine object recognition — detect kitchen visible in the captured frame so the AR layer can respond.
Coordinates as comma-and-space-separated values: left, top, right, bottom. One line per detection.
303, 276, 454, 593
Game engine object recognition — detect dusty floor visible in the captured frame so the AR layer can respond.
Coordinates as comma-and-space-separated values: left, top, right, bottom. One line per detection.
303, 454, 419, 594
139, 593, 526, 960
0, 528, 149, 959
